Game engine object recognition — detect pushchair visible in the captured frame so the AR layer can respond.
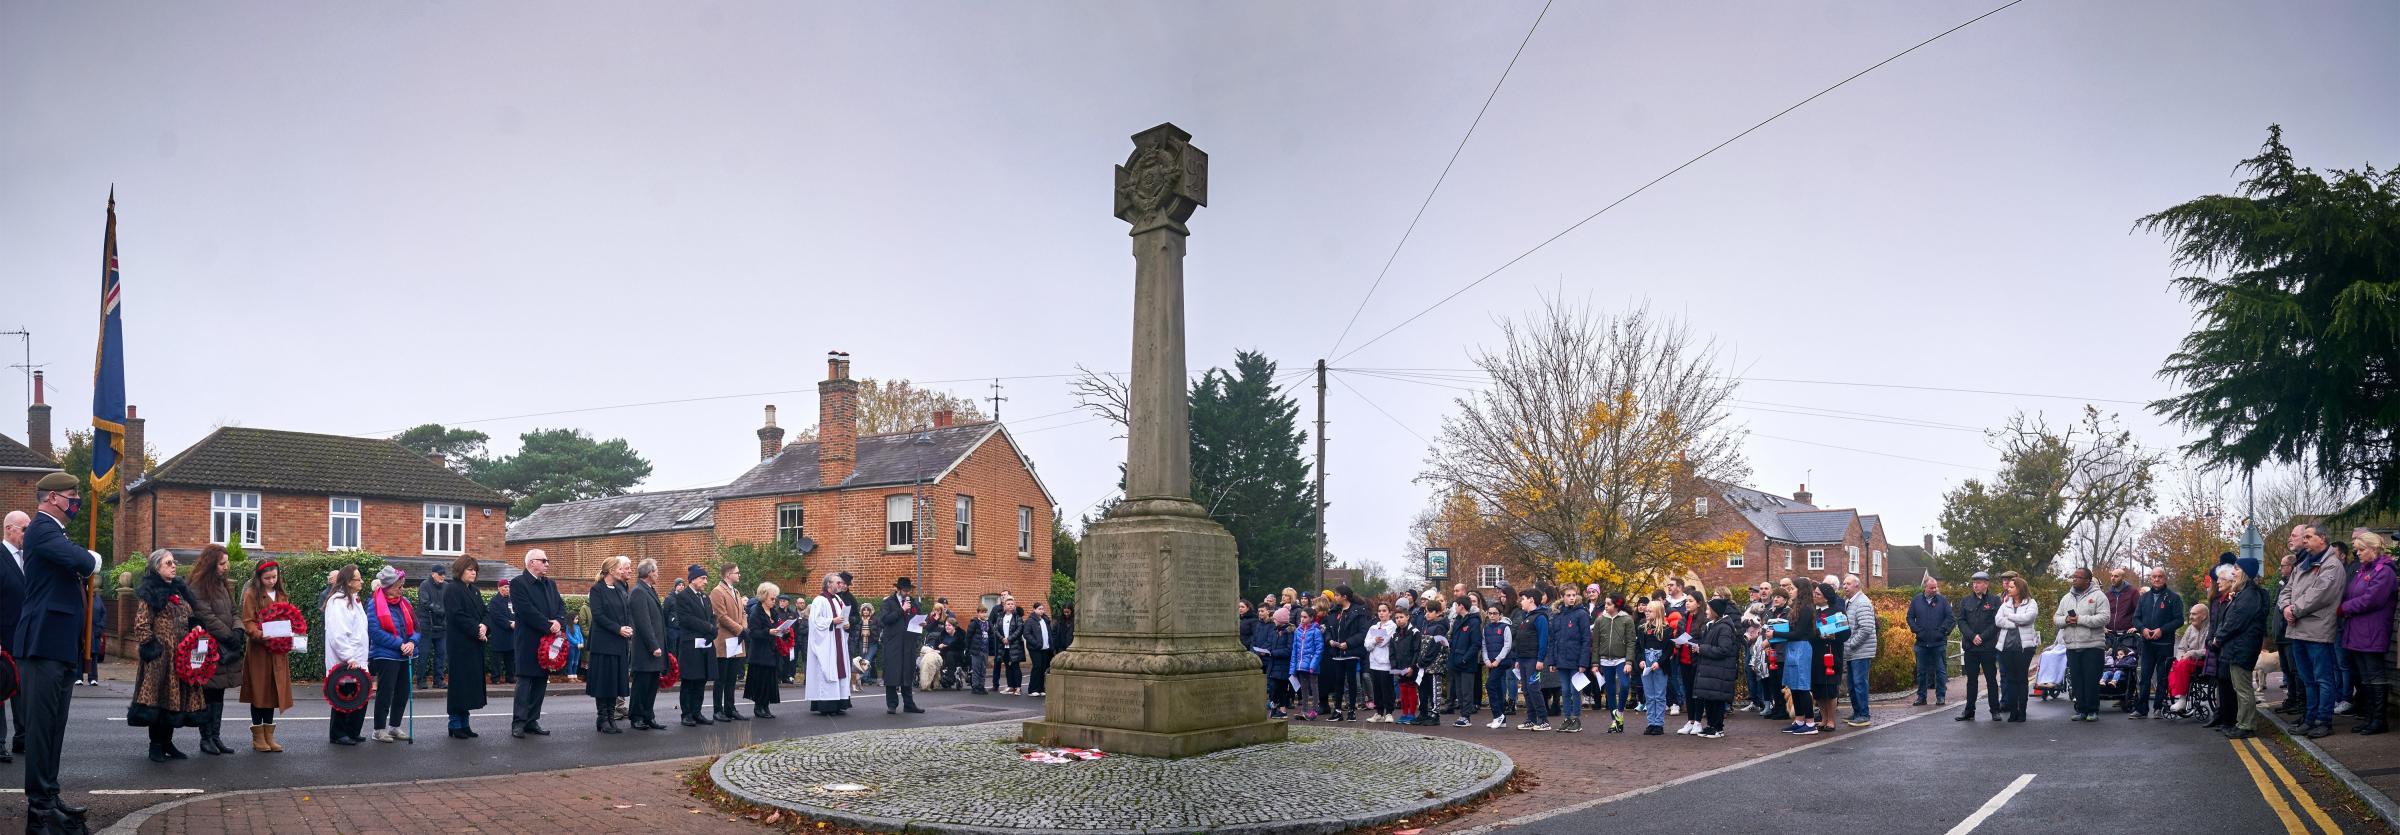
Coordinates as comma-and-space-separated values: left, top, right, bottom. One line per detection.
2034, 640, 2068, 701
2096, 633, 2138, 710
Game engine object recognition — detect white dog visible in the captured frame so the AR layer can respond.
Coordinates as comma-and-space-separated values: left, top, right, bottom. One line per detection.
918, 646, 945, 690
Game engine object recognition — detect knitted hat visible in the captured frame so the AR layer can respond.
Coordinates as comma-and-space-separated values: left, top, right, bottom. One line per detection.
375, 566, 403, 588
2237, 556, 2262, 579
687, 564, 709, 581
1708, 598, 1735, 618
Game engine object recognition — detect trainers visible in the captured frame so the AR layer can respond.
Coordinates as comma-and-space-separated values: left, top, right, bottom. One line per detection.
1561, 718, 1583, 733
1453, 717, 1472, 727
1669, 704, 1681, 716
1698, 729, 1724, 739
1793, 724, 1820, 735
1844, 717, 1871, 727
1529, 722, 1552, 731
1270, 709, 1287, 719
1780, 723, 1808, 734
1515, 721, 1534, 730
1678, 721, 1697, 735
1643, 725, 1664, 735
1487, 717, 1506, 729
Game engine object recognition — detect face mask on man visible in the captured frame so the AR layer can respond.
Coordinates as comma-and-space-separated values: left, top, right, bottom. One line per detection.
64, 497, 82, 521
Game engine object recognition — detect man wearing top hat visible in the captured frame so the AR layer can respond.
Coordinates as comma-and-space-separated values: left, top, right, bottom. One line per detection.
876, 577, 925, 714
19, 472, 100, 834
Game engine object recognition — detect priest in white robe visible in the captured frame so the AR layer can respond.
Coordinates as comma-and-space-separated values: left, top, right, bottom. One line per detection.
805, 572, 855, 715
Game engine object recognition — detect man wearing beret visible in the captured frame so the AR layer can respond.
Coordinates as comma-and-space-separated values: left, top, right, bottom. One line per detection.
19, 472, 100, 834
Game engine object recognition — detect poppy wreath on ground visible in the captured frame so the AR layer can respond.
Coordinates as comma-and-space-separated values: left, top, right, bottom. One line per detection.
659, 653, 679, 687
536, 632, 570, 672
258, 601, 310, 654
175, 626, 220, 686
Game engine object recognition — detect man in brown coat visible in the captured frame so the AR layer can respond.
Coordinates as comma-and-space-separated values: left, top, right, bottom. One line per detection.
710, 564, 748, 721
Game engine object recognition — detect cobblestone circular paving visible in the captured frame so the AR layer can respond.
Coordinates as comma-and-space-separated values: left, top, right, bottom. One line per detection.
710, 722, 1513, 835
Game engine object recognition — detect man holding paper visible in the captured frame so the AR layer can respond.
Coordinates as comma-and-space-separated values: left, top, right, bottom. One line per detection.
875, 578, 925, 714
709, 564, 749, 722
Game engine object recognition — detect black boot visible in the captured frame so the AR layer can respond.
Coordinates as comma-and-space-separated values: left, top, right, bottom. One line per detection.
2356, 684, 2388, 735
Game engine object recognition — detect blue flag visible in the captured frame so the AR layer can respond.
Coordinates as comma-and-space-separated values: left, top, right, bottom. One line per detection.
91, 189, 127, 496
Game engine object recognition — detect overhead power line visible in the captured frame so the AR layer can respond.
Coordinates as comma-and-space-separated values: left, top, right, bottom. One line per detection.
1330, 0, 2030, 364
1327, 0, 1555, 359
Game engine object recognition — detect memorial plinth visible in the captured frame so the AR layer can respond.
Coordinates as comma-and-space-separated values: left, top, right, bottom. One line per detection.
1021, 123, 1286, 758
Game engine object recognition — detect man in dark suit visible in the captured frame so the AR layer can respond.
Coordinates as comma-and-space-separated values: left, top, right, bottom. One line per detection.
508, 549, 567, 739
18, 473, 99, 834
876, 578, 925, 714
2, 510, 31, 764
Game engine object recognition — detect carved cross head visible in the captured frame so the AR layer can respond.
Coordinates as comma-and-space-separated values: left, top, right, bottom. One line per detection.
1114, 122, 1208, 235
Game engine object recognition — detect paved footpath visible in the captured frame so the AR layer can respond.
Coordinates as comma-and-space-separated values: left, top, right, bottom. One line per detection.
110, 682, 2381, 834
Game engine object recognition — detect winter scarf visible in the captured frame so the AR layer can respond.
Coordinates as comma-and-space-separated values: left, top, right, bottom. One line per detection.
374, 588, 416, 638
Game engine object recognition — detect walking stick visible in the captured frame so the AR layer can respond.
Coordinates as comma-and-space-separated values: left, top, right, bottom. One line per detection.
404, 654, 416, 745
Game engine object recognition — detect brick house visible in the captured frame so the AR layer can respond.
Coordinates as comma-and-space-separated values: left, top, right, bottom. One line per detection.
504, 488, 717, 583
507, 355, 1057, 613
121, 426, 513, 580
1691, 483, 1894, 593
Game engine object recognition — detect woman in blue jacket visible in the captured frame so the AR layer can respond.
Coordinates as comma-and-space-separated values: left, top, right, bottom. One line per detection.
363, 567, 422, 743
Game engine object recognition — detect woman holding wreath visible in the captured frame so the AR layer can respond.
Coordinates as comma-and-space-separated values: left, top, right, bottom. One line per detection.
240, 559, 299, 752
130, 549, 207, 763
443, 555, 491, 738
185, 545, 246, 756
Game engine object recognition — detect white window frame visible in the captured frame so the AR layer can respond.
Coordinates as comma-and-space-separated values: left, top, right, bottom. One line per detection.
1782, 548, 1793, 570
1694, 496, 1708, 516
776, 503, 805, 546
210, 490, 261, 548
1806, 548, 1825, 571
1727, 550, 1744, 569
1478, 565, 1505, 588
423, 503, 466, 556
886, 495, 915, 551
1873, 549, 1885, 578
1018, 507, 1034, 556
327, 496, 361, 552
1847, 545, 1862, 574
955, 495, 974, 551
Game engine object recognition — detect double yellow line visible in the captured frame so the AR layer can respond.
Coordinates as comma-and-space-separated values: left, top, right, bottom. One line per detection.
2231, 735, 2342, 834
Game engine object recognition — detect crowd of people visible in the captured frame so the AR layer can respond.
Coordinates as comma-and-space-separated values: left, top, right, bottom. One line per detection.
1232, 521, 2398, 743
0, 465, 2390, 835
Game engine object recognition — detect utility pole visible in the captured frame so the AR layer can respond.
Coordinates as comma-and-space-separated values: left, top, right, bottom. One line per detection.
1314, 358, 1328, 592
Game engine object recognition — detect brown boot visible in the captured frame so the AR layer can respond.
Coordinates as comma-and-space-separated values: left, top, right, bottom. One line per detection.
265, 724, 285, 752
251, 725, 273, 752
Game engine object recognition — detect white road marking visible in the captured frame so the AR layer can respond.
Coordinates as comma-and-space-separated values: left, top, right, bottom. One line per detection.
1944, 773, 2035, 835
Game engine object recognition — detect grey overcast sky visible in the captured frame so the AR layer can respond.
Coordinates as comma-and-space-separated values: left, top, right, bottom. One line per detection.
4, 1, 2394, 578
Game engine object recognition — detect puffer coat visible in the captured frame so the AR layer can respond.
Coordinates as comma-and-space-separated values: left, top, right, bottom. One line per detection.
188, 585, 247, 691
1690, 616, 1745, 703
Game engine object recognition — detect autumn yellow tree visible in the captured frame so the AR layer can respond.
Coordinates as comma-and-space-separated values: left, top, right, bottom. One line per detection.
2132, 475, 2239, 598
789, 378, 987, 440
1422, 300, 1748, 593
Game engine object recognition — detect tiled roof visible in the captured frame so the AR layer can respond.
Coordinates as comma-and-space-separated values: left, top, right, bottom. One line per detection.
1715, 482, 1816, 540
130, 427, 508, 506
1777, 509, 1859, 544
1859, 514, 1881, 538
712, 422, 1001, 500
507, 487, 717, 542
0, 433, 58, 471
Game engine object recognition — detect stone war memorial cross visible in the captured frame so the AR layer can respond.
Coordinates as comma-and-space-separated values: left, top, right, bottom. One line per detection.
1023, 123, 1287, 758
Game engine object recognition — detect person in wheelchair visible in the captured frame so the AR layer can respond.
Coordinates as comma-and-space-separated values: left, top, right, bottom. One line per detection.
2166, 603, 2212, 716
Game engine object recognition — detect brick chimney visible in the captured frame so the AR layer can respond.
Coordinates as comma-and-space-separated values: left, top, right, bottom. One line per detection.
27, 370, 52, 460
425, 450, 448, 467
1924, 533, 1936, 552
1793, 483, 1812, 506
121, 404, 145, 483
757, 404, 786, 461
932, 408, 954, 429
818, 353, 857, 487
